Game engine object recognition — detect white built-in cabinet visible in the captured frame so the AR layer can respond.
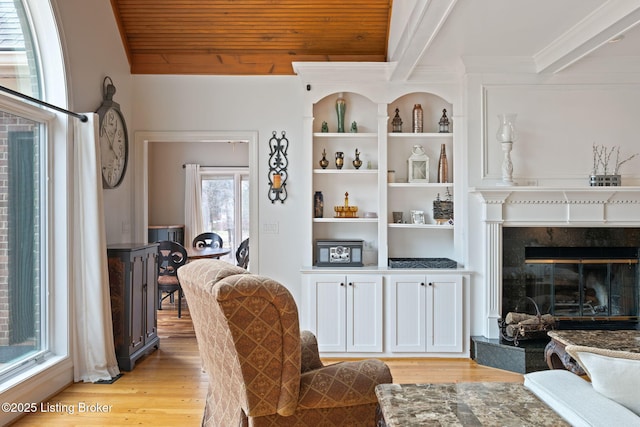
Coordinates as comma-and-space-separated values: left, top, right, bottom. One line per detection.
306, 274, 383, 353
389, 274, 463, 353
300, 83, 468, 357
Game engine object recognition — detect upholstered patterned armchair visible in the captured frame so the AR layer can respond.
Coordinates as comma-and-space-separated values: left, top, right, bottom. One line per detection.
177, 260, 392, 427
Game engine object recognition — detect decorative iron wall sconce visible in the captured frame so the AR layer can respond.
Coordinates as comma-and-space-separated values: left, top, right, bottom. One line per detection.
268, 130, 288, 203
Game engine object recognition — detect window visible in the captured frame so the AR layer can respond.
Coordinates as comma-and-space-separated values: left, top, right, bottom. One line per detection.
200, 168, 249, 263
0, 0, 68, 393
0, 112, 47, 381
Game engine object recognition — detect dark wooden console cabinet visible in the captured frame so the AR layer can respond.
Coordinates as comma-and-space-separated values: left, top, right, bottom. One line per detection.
107, 243, 160, 371
148, 224, 184, 245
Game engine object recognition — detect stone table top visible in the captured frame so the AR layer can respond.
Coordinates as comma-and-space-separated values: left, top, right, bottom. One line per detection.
375, 382, 569, 426
547, 330, 640, 353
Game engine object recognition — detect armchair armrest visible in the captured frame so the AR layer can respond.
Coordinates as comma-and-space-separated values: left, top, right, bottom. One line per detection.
300, 330, 324, 372
297, 359, 392, 409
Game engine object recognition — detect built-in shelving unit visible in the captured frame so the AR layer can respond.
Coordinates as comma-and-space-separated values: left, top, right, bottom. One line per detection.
307, 90, 460, 266
298, 81, 469, 358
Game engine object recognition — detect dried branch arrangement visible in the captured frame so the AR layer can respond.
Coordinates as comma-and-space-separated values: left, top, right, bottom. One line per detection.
592, 144, 638, 175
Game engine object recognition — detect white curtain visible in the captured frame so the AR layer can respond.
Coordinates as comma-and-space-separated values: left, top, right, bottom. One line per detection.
72, 113, 120, 382
184, 163, 203, 247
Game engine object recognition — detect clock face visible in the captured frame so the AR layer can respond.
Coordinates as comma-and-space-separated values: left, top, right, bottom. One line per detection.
100, 108, 128, 188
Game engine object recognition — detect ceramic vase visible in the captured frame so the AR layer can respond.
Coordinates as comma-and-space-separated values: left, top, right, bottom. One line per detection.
352, 149, 362, 169
319, 149, 329, 169
438, 144, 448, 183
314, 191, 324, 218
412, 104, 423, 133
335, 151, 344, 169
336, 93, 346, 133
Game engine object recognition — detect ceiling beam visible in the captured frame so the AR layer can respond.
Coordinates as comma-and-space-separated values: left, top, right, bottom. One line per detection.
534, 0, 640, 74
388, 0, 458, 81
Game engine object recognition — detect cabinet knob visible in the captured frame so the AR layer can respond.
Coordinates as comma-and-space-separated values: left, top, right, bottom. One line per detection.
428, 282, 433, 286
348, 282, 353, 286
340, 282, 345, 287
420, 282, 425, 286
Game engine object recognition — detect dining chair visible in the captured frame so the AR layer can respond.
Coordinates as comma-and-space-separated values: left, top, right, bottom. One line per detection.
192, 232, 223, 249
157, 240, 188, 318
235, 237, 249, 269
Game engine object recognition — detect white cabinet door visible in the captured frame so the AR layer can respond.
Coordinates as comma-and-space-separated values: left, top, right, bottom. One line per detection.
390, 274, 463, 353
310, 275, 347, 352
426, 275, 463, 352
347, 275, 383, 352
390, 275, 426, 352
308, 274, 383, 353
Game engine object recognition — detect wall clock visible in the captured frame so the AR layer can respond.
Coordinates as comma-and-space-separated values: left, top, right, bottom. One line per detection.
96, 76, 128, 189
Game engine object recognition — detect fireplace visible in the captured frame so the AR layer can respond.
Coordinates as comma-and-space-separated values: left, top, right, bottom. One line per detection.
503, 227, 640, 330
473, 187, 640, 339
471, 188, 640, 373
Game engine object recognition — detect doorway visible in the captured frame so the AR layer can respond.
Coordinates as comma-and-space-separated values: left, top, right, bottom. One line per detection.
134, 131, 259, 271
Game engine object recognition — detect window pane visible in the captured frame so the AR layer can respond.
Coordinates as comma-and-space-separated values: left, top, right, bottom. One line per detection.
0, 0, 41, 97
200, 171, 249, 265
0, 111, 44, 375
201, 176, 234, 262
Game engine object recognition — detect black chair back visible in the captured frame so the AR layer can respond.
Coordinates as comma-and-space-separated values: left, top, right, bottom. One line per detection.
236, 237, 249, 269
157, 240, 188, 317
192, 232, 223, 249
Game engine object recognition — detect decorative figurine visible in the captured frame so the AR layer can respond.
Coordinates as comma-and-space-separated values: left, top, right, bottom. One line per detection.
350, 121, 358, 133
334, 192, 358, 218
433, 189, 454, 225
392, 108, 403, 132
352, 148, 362, 169
335, 151, 344, 169
439, 109, 450, 133
319, 148, 329, 169
321, 121, 329, 133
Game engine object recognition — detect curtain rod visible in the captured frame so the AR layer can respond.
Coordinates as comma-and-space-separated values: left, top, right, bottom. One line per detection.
0, 85, 88, 122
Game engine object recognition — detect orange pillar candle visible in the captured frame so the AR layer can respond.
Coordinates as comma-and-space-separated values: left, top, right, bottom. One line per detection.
273, 173, 282, 189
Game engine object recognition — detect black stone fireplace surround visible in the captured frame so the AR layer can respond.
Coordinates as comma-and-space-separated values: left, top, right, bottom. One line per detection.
471, 227, 640, 374
502, 227, 640, 331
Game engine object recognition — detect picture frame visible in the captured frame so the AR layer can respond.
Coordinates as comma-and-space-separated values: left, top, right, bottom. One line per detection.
410, 210, 425, 224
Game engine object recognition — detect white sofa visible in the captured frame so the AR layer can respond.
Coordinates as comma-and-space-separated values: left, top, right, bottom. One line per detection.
524, 344, 640, 427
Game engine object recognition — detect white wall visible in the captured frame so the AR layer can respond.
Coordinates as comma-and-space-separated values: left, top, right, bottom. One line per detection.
133, 75, 306, 301
464, 72, 640, 337
54, 0, 134, 244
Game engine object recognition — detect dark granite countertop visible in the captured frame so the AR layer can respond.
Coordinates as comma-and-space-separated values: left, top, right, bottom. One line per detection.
376, 382, 569, 426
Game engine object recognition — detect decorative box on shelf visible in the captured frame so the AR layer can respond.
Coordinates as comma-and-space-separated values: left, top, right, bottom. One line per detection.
388, 258, 457, 269
589, 174, 621, 187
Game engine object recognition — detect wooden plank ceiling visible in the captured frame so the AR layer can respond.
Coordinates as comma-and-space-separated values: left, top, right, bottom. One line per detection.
111, 0, 392, 75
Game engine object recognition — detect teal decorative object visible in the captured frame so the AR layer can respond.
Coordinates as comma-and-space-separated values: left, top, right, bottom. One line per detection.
336, 93, 346, 133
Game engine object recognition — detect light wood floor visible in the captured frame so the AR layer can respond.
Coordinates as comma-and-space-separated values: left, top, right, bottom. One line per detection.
12, 303, 522, 426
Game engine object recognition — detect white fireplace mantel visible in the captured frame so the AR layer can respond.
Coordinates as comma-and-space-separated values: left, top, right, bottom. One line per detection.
470, 186, 640, 338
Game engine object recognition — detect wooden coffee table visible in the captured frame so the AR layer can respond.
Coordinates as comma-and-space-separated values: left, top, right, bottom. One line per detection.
545, 329, 640, 375
375, 382, 569, 426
